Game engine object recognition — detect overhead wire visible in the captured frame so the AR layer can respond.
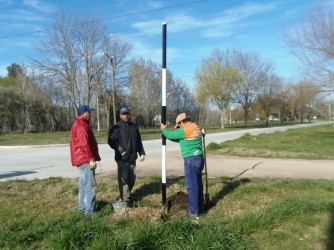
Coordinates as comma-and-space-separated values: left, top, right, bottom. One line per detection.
0, 0, 245, 81
0, 0, 211, 40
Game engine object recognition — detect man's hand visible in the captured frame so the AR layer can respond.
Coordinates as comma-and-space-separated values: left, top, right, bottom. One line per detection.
140, 155, 145, 162
118, 146, 126, 156
160, 123, 167, 130
89, 160, 97, 170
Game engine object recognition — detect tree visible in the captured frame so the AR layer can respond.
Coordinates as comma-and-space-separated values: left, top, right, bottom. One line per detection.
283, 5, 334, 89
7, 63, 23, 78
275, 81, 293, 123
169, 77, 198, 120
127, 58, 161, 127
31, 11, 111, 116
232, 51, 274, 127
101, 34, 132, 129
257, 74, 283, 125
195, 49, 242, 129
290, 81, 319, 122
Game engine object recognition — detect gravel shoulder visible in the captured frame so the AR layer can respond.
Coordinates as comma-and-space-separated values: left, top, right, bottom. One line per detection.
99, 151, 334, 180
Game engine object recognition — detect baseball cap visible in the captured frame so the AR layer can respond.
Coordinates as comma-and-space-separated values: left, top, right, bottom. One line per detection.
77, 105, 95, 115
175, 113, 189, 128
120, 106, 130, 114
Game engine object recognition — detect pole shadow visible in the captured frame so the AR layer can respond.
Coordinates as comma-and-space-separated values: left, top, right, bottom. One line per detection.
204, 162, 264, 211
0, 165, 55, 180
326, 203, 334, 250
130, 176, 185, 206
0, 170, 37, 180
208, 178, 251, 211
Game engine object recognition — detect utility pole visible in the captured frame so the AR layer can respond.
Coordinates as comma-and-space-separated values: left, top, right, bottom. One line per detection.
103, 52, 116, 125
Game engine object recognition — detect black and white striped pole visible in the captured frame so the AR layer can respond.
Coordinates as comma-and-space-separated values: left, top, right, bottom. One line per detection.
161, 22, 167, 207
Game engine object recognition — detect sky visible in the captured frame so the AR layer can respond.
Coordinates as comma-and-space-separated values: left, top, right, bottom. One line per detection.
0, 0, 331, 87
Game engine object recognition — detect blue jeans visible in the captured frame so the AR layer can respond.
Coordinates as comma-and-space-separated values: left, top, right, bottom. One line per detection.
184, 155, 204, 215
77, 163, 96, 215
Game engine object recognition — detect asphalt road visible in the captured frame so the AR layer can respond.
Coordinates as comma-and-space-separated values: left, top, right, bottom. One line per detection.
0, 121, 332, 182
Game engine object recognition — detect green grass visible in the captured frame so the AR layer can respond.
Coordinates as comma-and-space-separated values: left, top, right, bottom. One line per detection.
0, 122, 299, 146
207, 124, 334, 159
1, 124, 334, 249
0, 128, 163, 145
0, 176, 333, 249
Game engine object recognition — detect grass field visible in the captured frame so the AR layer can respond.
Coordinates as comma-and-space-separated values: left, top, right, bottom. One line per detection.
207, 124, 334, 160
1, 124, 334, 249
1, 176, 333, 249
0, 122, 292, 146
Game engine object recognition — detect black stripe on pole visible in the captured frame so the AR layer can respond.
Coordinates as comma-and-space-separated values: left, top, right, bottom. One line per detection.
162, 23, 167, 69
161, 106, 166, 145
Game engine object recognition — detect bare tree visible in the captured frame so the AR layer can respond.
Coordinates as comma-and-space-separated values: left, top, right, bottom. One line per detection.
127, 58, 161, 126
101, 34, 133, 129
283, 5, 334, 89
232, 51, 274, 127
31, 11, 109, 115
275, 81, 293, 123
257, 74, 283, 125
290, 81, 319, 122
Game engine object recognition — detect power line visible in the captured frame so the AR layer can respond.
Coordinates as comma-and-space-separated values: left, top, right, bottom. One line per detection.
0, 0, 210, 40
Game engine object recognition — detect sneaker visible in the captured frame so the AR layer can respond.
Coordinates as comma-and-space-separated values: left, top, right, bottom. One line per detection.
188, 214, 199, 224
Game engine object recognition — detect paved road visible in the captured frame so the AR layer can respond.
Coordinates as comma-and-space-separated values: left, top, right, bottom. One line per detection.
0, 121, 332, 182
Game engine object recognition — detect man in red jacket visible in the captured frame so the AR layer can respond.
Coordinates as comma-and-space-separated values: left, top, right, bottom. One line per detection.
70, 105, 101, 215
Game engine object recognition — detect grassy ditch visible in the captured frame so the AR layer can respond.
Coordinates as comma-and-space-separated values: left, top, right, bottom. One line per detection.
207, 124, 334, 160
1, 176, 333, 249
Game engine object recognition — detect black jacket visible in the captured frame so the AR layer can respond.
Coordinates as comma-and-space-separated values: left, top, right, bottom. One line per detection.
108, 120, 145, 162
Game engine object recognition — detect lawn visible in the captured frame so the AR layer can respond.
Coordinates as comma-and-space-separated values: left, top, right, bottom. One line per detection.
1, 124, 334, 249
207, 124, 334, 160
1, 176, 333, 249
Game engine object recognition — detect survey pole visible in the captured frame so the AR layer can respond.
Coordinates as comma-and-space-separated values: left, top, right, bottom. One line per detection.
161, 22, 167, 207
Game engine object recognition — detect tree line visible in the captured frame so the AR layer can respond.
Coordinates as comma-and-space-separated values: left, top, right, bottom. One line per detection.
0, 6, 333, 133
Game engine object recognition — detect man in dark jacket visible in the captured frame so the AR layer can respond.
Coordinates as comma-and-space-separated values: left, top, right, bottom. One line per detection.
70, 105, 101, 215
108, 106, 145, 207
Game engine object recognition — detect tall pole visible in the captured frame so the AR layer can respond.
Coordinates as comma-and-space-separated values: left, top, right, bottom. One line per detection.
103, 52, 117, 125
111, 58, 116, 125
161, 22, 167, 207
96, 96, 100, 131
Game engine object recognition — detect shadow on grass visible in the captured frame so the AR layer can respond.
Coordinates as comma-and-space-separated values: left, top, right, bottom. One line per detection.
131, 176, 185, 202
95, 200, 111, 212
326, 203, 334, 250
205, 163, 262, 211
208, 178, 251, 211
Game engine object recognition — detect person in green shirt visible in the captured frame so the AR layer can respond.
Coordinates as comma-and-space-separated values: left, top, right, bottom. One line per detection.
160, 113, 204, 218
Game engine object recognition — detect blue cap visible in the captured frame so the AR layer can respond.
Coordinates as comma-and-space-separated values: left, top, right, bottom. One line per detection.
77, 105, 95, 115
120, 106, 130, 114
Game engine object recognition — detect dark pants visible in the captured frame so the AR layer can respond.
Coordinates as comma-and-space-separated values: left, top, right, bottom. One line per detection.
117, 161, 136, 201
184, 155, 204, 215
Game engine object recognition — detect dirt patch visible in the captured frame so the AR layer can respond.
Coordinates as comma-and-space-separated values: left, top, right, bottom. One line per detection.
167, 191, 189, 212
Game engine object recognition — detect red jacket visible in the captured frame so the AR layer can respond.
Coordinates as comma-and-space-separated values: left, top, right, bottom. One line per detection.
70, 116, 101, 167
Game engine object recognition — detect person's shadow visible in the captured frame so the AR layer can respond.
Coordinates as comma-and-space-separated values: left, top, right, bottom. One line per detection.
130, 176, 185, 204
95, 176, 187, 212
206, 177, 251, 211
